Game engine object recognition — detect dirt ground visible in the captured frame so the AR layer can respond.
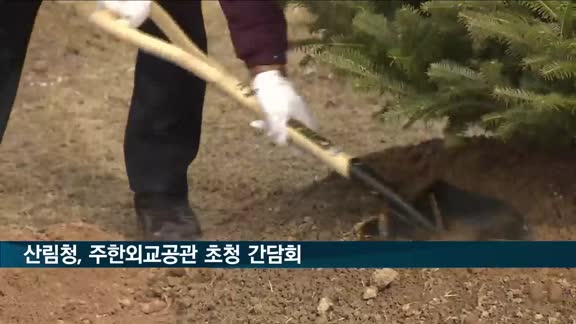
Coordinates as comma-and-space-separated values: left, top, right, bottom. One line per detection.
2, 2, 576, 323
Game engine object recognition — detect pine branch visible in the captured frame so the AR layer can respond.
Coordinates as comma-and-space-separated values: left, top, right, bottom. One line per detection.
522, 55, 553, 70
289, 0, 576, 148
493, 86, 576, 111
519, 0, 563, 21
313, 47, 409, 94
422, 0, 509, 12
427, 61, 486, 84
481, 111, 506, 131
540, 59, 576, 80
290, 33, 365, 54
492, 87, 543, 106
352, 8, 396, 47
458, 10, 558, 55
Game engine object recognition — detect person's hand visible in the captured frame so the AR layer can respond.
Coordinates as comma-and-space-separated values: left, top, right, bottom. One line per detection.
250, 70, 317, 146
98, 0, 152, 28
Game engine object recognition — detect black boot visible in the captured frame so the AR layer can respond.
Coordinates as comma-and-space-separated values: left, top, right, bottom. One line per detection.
134, 192, 202, 241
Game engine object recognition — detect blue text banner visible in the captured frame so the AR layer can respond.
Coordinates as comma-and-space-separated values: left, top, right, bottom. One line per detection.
1, 241, 575, 268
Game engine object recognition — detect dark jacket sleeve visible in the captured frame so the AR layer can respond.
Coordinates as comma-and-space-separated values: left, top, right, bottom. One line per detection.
218, 0, 288, 68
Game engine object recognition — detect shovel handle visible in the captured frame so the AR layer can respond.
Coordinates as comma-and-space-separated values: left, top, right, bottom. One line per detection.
87, 6, 353, 178
84, 3, 437, 232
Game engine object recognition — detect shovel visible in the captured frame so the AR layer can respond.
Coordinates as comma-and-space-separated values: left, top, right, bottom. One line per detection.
81, 2, 530, 240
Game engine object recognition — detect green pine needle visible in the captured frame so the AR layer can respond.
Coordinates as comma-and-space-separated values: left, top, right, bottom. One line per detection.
291, 0, 576, 148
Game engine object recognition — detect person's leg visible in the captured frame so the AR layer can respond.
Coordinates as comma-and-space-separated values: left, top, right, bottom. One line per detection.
124, 0, 207, 240
0, 1, 42, 143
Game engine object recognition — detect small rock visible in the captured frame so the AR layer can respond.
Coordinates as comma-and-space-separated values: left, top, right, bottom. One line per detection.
165, 268, 186, 277
362, 286, 377, 300
166, 276, 182, 287
140, 299, 165, 314
529, 281, 545, 301
371, 268, 398, 290
317, 297, 333, 314
140, 303, 152, 314
557, 279, 570, 288
535, 313, 544, 320
123, 287, 135, 295
118, 298, 132, 308
548, 282, 563, 302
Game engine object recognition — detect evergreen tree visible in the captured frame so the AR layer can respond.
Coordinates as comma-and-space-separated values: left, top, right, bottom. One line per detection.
287, 0, 576, 148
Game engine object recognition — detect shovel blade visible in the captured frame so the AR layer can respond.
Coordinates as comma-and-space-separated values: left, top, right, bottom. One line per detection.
376, 180, 532, 241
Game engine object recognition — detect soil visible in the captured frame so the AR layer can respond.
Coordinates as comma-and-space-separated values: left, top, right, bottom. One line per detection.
2, 2, 576, 324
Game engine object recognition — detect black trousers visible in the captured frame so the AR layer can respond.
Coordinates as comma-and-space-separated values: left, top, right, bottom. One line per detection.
0, 1, 208, 195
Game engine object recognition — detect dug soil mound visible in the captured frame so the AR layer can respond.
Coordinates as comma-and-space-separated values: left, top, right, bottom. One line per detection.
218, 137, 576, 242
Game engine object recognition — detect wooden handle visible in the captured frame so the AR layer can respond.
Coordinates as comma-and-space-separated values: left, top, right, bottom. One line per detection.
85, 4, 354, 177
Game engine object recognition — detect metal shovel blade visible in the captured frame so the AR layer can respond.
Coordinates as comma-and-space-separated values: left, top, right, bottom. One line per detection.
358, 180, 532, 241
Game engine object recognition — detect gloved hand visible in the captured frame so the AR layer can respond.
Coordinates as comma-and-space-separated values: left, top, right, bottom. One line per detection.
98, 0, 152, 28
250, 70, 317, 146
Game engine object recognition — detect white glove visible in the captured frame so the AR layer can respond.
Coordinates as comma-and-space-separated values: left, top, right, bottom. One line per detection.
250, 70, 317, 146
98, 0, 152, 28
